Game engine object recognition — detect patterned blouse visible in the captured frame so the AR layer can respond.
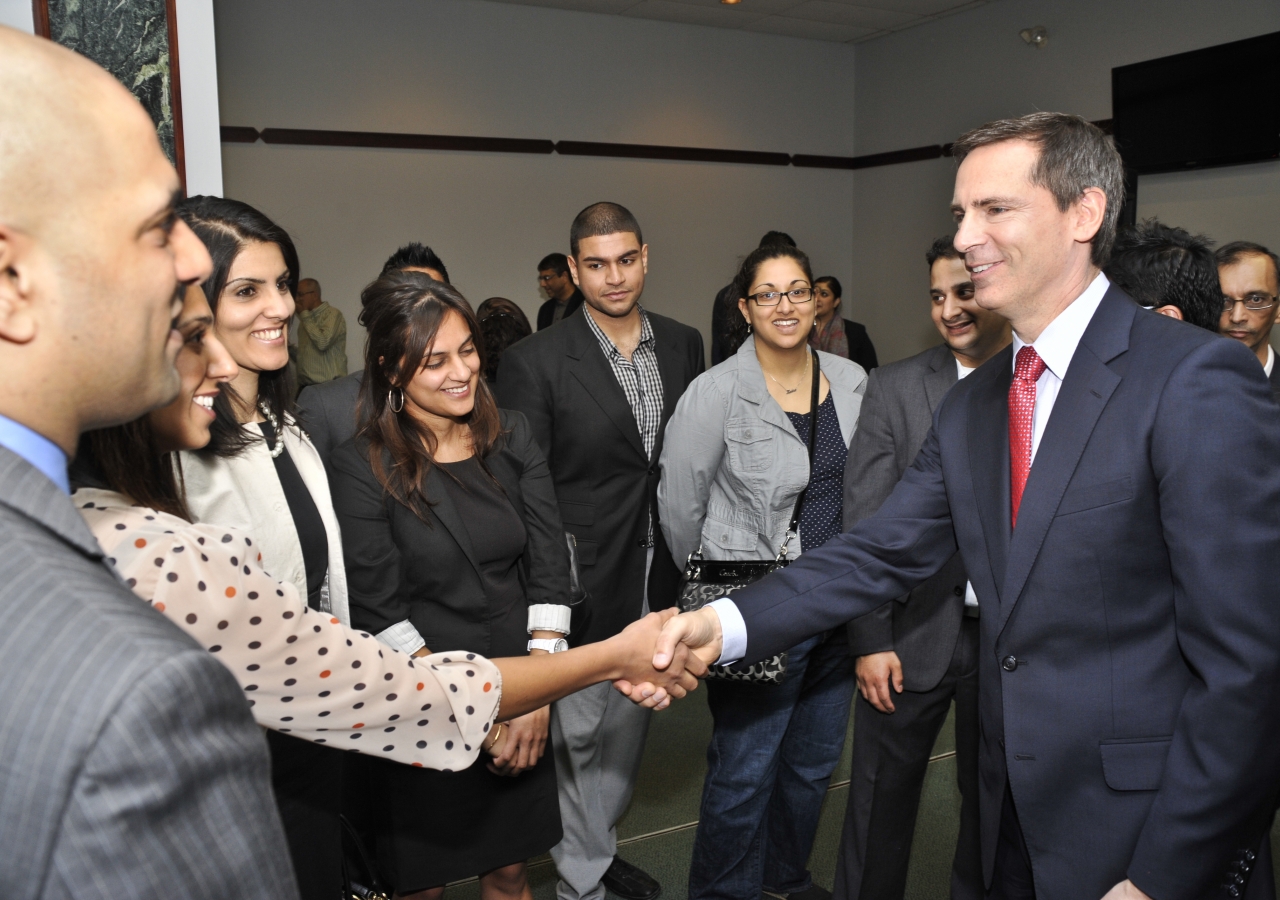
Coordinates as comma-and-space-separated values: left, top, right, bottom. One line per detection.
74, 487, 502, 771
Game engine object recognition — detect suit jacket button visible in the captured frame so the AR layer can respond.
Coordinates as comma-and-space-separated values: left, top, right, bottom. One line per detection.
954, 585, 964, 596
1001, 655, 1018, 672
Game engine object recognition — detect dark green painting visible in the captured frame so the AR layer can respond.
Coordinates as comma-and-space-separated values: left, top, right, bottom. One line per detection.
41, 0, 183, 175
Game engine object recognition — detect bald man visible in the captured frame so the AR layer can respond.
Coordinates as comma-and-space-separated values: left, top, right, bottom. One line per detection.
0, 27, 297, 900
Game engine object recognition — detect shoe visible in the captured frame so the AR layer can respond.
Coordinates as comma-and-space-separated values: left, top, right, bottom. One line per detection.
602, 856, 661, 900
763, 885, 832, 900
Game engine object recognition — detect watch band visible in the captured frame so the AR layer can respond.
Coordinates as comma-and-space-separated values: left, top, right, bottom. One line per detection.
528, 638, 569, 653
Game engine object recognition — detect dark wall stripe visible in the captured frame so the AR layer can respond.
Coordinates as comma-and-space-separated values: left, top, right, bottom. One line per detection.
259, 128, 554, 155
221, 125, 261, 143
555, 139, 790, 166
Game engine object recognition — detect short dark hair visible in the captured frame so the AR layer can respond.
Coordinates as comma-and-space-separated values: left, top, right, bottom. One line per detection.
723, 245, 815, 357
538, 252, 569, 276
1105, 219, 1221, 332
476, 298, 533, 382
381, 243, 450, 283
952, 112, 1124, 267
926, 235, 962, 267
814, 276, 842, 299
570, 202, 643, 257
759, 231, 796, 249
1215, 241, 1280, 286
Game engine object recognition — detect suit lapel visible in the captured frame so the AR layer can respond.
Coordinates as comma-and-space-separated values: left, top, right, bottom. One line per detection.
967, 347, 1013, 603
994, 289, 1132, 638
565, 314, 647, 461
0, 446, 103, 560
924, 344, 959, 414
424, 466, 482, 574
653, 318, 685, 464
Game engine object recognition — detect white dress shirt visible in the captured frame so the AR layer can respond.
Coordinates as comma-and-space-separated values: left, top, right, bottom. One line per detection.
956, 360, 979, 609
711, 272, 1112, 664
1265, 344, 1274, 378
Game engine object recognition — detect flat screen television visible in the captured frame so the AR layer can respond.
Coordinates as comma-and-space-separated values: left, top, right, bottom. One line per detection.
1112, 31, 1280, 174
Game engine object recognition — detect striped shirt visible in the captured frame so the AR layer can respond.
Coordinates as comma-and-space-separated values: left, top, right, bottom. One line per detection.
583, 305, 664, 545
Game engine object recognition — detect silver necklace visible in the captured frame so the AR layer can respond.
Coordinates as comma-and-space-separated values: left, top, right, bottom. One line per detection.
258, 402, 286, 459
766, 354, 810, 395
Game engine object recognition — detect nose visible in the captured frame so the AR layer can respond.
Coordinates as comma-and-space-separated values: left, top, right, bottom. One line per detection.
204, 330, 240, 382
266, 282, 295, 321
953, 211, 982, 260
172, 219, 212, 286
1227, 300, 1250, 324
940, 291, 965, 321
606, 263, 625, 285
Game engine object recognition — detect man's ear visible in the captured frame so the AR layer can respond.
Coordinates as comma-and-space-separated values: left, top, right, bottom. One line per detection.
0, 226, 39, 345
567, 255, 581, 288
1073, 186, 1108, 247
1153, 304, 1184, 321
640, 244, 649, 276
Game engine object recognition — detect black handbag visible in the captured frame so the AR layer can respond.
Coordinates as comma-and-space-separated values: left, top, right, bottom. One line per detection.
565, 531, 592, 646
340, 813, 390, 900
678, 349, 821, 685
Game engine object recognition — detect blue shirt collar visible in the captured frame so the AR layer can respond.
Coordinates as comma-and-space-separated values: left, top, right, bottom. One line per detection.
0, 414, 70, 493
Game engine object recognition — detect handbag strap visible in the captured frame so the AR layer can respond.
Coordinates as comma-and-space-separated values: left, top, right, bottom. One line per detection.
775, 349, 821, 562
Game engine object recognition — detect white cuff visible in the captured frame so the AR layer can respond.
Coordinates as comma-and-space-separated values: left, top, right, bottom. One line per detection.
376, 619, 426, 655
527, 603, 572, 635
707, 598, 747, 666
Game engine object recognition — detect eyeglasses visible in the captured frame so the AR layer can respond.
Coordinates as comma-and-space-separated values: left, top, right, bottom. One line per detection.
747, 287, 814, 307
1221, 293, 1279, 312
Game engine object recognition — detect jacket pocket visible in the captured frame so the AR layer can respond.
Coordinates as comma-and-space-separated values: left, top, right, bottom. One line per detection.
705, 524, 759, 553
572, 538, 598, 567
1099, 737, 1172, 791
1057, 476, 1133, 517
725, 419, 774, 473
559, 501, 595, 527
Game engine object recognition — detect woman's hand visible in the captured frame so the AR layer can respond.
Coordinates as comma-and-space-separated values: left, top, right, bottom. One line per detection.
487, 705, 550, 776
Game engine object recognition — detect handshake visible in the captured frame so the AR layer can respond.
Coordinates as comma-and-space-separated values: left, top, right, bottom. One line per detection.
605, 607, 727, 709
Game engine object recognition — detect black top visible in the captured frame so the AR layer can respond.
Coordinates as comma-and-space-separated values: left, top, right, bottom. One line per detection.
258, 421, 328, 610
785, 391, 847, 552
536, 289, 585, 331
843, 319, 879, 372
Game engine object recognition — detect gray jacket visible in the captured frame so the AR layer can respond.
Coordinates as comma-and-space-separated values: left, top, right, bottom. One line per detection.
658, 335, 866, 567
0, 446, 296, 900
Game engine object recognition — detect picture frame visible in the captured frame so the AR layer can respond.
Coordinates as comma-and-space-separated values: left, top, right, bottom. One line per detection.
32, 0, 186, 187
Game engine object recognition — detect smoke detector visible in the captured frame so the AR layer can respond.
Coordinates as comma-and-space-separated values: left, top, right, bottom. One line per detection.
1019, 26, 1049, 49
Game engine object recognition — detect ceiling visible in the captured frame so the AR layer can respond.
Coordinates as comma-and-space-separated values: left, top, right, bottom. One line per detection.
485, 0, 989, 43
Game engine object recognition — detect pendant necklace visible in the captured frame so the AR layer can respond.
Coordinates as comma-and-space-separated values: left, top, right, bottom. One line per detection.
766, 354, 810, 395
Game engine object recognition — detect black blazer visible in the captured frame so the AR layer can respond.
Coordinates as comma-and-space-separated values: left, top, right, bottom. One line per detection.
297, 370, 363, 467
1270, 353, 1280, 400
329, 410, 570, 657
536, 290, 585, 331
729, 288, 1280, 899
842, 319, 879, 372
495, 308, 705, 645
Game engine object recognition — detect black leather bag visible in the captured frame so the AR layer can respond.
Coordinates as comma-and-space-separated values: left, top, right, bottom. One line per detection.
340, 813, 389, 900
677, 350, 820, 684
565, 531, 592, 646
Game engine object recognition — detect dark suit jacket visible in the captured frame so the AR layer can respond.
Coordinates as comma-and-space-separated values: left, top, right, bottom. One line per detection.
0, 448, 296, 900
330, 410, 570, 657
842, 318, 879, 372
536, 289, 585, 331
496, 308, 705, 644
845, 342, 966, 692
1270, 352, 1280, 399
296, 370, 363, 466
728, 288, 1280, 900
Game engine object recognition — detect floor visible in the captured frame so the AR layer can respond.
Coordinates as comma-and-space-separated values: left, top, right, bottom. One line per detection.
445, 688, 1280, 900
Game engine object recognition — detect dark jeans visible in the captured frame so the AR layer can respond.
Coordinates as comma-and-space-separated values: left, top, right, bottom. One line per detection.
689, 631, 856, 900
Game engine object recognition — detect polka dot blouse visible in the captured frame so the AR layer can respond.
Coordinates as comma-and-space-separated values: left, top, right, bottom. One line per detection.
75, 487, 501, 771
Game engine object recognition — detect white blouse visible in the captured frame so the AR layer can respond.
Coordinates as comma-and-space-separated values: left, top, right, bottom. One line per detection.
75, 487, 501, 771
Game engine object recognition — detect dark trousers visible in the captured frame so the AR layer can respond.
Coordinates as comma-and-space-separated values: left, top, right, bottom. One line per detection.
835, 616, 981, 900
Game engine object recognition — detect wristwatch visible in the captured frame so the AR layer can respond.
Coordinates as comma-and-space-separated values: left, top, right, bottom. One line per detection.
528, 638, 569, 653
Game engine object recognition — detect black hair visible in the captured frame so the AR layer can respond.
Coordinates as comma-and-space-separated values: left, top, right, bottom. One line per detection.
723, 245, 815, 358
1105, 219, 1221, 332
381, 243, 450, 283
759, 231, 796, 249
1215, 241, 1280, 286
926, 235, 962, 267
177, 196, 298, 458
538, 253, 570, 276
814, 276, 842, 299
476, 298, 533, 382
570, 202, 643, 257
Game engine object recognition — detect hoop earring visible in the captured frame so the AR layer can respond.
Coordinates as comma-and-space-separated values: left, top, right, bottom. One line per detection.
388, 387, 405, 413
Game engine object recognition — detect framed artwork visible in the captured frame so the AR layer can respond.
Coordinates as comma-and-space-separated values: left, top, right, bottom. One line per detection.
32, 0, 186, 186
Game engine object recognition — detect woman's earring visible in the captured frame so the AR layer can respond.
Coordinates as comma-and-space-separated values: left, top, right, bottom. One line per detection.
388, 387, 405, 413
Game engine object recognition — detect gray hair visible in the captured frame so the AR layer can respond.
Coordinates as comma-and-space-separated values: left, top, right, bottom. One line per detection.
952, 113, 1125, 267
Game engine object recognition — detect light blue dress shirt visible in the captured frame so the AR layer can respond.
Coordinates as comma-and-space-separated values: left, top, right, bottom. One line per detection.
0, 413, 70, 493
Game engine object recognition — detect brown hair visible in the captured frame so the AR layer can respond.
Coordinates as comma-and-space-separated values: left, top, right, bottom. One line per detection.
74, 420, 191, 521
357, 271, 506, 521
951, 112, 1124, 267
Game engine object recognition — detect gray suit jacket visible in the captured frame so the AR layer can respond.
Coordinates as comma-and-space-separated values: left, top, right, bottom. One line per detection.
297, 369, 363, 466
845, 342, 968, 692
0, 447, 297, 900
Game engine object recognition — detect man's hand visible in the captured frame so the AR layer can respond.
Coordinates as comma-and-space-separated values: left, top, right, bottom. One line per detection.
1100, 880, 1152, 900
855, 650, 904, 713
655, 608, 723, 671
610, 610, 708, 709
487, 705, 549, 776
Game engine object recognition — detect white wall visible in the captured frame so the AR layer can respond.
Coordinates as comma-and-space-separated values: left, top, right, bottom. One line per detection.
850, 0, 1280, 365
214, 0, 857, 353
0, 0, 33, 31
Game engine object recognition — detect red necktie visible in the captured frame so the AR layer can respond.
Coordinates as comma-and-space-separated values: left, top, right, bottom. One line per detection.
1009, 345, 1047, 528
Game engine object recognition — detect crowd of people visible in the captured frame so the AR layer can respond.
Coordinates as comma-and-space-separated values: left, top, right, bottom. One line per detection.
2, 23, 1280, 900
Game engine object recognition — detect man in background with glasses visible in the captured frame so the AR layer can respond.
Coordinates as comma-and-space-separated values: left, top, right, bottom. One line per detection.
1217, 241, 1280, 399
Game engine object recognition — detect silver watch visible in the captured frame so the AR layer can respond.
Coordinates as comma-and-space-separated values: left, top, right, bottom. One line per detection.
529, 638, 569, 653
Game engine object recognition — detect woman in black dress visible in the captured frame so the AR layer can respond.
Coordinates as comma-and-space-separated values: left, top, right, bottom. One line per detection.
330, 272, 570, 900
810, 276, 878, 371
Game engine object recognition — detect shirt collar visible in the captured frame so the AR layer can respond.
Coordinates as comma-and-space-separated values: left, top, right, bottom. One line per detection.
0, 413, 70, 493
1265, 344, 1275, 378
584, 304, 653, 358
1011, 272, 1110, 381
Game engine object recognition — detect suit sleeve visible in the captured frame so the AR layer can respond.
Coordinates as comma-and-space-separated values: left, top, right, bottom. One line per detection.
1126, 338, 1280, 899
50, 648, 299, 900
507, 413, 572, 613
844, 369, 901, 657
495, 348, 554, 463
657, 374, 727, 568
732, 413, 958, 664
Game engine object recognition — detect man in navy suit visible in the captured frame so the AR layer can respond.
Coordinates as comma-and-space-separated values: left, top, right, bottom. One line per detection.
651, 113, 1280, 900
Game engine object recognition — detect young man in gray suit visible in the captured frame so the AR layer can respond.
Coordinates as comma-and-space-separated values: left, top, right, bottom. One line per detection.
0, 28, 297, 900
837, 237, 1009, 900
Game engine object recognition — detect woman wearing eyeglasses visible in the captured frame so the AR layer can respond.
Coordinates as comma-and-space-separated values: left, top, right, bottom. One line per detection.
657, 244, 867, 900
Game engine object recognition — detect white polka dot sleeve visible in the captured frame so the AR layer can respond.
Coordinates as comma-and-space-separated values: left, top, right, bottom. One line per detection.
76, 489, 501, 772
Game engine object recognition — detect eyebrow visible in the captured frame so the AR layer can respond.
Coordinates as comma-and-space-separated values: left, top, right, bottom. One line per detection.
582, 251, 639, 263
177, 313, 214, 330
138, 188, 184, 238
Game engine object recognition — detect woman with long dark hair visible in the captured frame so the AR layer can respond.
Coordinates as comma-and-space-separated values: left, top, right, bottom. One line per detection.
330, 272, 568, 900
809, 276, 878, 371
